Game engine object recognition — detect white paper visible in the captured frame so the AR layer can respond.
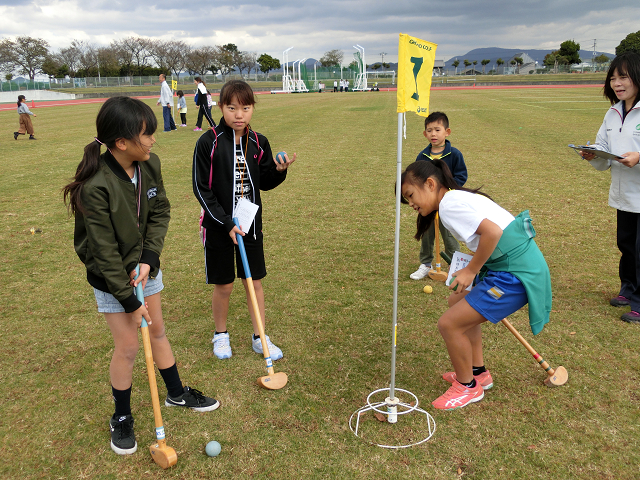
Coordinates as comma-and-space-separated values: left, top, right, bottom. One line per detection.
233, 197, 259, 233
445, 251, 475, 291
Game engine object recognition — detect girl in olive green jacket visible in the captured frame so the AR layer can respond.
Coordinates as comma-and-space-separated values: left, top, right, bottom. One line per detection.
64, 96, 219, 457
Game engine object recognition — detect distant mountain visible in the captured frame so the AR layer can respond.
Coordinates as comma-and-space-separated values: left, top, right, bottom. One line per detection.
442, 47, 614, 67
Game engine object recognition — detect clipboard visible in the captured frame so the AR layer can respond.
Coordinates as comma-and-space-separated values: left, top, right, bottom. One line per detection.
568, 144, 623, 161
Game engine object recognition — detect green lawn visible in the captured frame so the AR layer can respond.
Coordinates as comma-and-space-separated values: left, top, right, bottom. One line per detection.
0, 87, 637, 479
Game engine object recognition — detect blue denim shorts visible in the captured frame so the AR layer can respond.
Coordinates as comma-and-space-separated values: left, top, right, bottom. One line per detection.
94, 270, 164, 313
464, 270, 528, 324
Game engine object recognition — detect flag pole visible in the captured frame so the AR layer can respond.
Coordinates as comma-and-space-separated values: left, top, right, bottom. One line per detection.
387, 111, 403, 422
349, 35, 437, 447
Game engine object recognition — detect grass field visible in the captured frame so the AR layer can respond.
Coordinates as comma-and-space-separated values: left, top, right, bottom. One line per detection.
1, 86, 639, 480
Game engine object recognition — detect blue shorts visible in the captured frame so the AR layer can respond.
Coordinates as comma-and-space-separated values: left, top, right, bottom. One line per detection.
93, 270, 164, 313
464, 270, 528, 324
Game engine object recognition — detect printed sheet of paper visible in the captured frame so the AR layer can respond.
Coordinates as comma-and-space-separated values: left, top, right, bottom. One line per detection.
233, 197, 259, 234
445, 251, 475, 292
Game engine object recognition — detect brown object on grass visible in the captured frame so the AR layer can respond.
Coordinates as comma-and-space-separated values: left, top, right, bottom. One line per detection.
501, 318, 568, 387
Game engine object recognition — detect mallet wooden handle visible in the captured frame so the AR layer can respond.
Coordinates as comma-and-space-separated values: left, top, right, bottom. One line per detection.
434, 213, 442, 272
501, 318, 556, 376
245, 278, 275, 376
134, 266, 170, 448
233, 218, 275, 375
141, 325, 169, 447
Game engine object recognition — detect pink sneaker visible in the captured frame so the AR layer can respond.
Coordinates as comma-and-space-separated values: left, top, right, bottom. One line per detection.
432, 380, 484, 410
442, 370, 493, 390
193, 127, 202, 131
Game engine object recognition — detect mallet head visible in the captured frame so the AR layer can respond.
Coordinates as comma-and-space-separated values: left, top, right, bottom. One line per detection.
258, 371, 288, 390
544, 366, 568, 387
428, 270, 448, 282
149, 443, 178, 469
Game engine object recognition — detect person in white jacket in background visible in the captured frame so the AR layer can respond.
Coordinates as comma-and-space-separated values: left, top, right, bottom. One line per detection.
156, 73, 177, 132
581, 52, 640, 324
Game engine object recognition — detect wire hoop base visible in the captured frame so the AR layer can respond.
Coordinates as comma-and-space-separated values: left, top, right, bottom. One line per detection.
349, 387, 436, 449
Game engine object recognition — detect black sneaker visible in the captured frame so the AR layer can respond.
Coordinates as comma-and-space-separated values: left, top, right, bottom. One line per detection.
13, 132, 18, 140
165, 386, 220, 412
109, 414, 137, 455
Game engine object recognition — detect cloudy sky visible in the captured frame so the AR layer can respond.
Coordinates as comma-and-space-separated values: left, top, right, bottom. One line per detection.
0, 0, 637, 62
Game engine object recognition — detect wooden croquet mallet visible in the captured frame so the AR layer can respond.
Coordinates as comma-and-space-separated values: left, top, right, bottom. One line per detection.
501, 318, 568, 387
233, 218, 288, 390
428, 213, 448, 282
135, 266, 178, 469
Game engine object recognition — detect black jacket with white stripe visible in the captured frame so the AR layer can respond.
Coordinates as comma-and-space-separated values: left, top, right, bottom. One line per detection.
192, 117, 287, 237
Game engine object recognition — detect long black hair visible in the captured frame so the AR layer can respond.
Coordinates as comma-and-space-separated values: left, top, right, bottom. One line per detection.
63, 96, 157, 215
603, 52, 640, 108
400, 160, 491, 240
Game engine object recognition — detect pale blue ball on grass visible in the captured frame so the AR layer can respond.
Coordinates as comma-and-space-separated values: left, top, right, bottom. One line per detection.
205, 440, 221, 457
276, 151, 286, 164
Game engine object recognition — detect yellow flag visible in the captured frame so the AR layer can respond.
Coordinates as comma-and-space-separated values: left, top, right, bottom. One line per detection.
397, 34, 438, 116
171, 80, 177, 90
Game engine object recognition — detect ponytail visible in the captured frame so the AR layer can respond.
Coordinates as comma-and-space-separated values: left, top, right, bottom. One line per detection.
400, 159, 491, 240
63, 96, 157, 215
63, 140, 102, 215
17, 95, 25, 107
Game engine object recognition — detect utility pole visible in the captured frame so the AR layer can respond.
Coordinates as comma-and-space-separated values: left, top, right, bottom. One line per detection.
592, 39, 597, 72
379, 52, 387, 70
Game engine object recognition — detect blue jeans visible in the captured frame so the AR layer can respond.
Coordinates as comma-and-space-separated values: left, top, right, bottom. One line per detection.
162, 105, 176, 132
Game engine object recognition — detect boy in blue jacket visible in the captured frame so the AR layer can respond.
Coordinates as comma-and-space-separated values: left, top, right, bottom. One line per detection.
410, 112, 468, 280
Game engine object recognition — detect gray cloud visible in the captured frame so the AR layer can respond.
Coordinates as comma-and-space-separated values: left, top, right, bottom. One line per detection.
0, 0, 636, 61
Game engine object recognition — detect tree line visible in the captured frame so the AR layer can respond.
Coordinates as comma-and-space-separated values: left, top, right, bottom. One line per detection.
0, 36, 284, 80
0, 36, 359, 82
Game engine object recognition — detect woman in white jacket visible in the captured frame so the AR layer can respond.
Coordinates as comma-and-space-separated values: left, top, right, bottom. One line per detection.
582, 52, 640, 323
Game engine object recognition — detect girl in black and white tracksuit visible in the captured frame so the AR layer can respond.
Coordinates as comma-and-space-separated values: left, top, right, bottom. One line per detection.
581, 53, 640, 323
192, 80, 296, 362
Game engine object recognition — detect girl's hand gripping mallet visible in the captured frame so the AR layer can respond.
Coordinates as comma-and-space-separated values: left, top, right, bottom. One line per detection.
134, 265, 178, 468
233, 219, 288, 390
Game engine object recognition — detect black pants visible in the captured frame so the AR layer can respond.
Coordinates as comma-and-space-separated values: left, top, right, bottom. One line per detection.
180, 113, 187, 125
196, 104, 215, 128
617, 209, 640, 311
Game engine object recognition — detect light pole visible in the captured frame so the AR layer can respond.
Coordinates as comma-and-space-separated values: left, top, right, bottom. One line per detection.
379, 52, 387, 70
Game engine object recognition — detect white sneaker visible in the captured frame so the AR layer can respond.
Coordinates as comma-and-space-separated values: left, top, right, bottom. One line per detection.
252, 334, 283, 361
212, 332, 232, 359
410, 263, 431, 280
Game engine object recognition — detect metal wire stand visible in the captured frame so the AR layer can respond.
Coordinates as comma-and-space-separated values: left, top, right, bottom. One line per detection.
349, 387, 436, 449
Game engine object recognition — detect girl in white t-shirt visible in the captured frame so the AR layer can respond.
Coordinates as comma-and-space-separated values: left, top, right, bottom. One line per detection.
401, 159, 551, 411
